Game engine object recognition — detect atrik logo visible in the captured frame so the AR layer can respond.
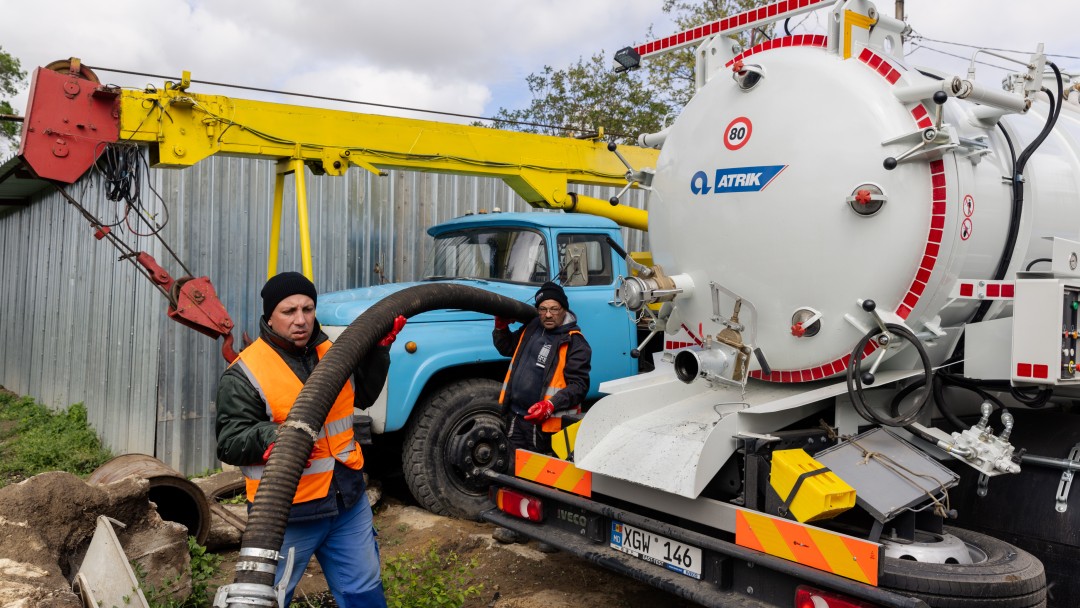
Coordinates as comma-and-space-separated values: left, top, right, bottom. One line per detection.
690, 165, 787, 195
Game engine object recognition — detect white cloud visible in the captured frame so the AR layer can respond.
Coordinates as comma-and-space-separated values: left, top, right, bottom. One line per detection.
2, 0, 1078, 157
1, 0, 669, 118
899, 1, 1080, 86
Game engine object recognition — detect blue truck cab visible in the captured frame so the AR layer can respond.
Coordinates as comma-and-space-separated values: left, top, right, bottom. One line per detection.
317, 212, 645, 517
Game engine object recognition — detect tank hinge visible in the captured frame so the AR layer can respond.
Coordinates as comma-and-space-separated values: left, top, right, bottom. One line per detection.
1055, 443, 1080, 513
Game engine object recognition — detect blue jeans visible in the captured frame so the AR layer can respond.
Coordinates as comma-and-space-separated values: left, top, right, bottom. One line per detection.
275, 497, 387, 608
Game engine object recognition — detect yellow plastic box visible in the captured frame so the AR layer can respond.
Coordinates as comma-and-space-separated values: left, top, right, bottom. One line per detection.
769, 448, 856, 522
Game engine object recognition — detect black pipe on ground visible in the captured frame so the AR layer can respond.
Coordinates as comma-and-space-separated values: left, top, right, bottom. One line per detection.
233, 284, 537, 589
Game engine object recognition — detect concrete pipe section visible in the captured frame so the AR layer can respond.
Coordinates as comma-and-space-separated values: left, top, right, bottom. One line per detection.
88, 454, 212, 545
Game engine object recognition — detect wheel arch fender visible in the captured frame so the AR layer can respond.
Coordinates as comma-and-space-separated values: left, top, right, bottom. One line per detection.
383, 321, 511, 432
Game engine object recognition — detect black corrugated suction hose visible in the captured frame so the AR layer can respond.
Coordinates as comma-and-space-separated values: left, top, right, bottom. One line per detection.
235, 283, 537, 587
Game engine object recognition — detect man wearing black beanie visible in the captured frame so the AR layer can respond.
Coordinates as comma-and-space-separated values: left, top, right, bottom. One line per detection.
215, 271, 407, 607
491, 281, 591, 548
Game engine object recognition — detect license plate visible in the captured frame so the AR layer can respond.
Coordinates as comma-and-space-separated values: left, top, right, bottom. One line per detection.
610, 521, 702, 579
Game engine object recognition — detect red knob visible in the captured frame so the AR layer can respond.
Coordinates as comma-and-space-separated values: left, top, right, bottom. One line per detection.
855, 190, 872, 205
791, 322, 806, 338
733, 60, 745, 74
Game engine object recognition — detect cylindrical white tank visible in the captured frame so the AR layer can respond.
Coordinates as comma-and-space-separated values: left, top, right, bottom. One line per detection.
648, 38, 1080, 382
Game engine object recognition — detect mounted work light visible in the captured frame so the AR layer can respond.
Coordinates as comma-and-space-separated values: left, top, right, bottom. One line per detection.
613, 47, 641, 72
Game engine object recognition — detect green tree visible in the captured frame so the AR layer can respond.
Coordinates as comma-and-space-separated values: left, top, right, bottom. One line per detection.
485, 1, 771, 143
0, 47, 27, 146
647, 0, 768, 109
486, 52, 671, 144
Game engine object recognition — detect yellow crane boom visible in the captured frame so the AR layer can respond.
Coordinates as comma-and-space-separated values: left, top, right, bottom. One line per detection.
21, 62, 657, 234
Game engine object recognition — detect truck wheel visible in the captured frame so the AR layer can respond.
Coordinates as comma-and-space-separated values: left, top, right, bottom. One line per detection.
881, 527, 1046, 608
402, 378, 509, 519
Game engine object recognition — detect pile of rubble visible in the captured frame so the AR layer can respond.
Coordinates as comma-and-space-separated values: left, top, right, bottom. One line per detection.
0, 458, 248, 608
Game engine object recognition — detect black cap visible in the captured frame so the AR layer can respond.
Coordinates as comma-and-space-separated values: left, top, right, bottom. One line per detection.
261, 272, 317, 321
534, 281, 569, 311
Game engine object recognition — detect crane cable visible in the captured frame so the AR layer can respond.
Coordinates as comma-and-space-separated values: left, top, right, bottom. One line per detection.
94, 142, 193, 276
51, 142, 195, 294
51, 183, 170, 300
84, 65, 636, 141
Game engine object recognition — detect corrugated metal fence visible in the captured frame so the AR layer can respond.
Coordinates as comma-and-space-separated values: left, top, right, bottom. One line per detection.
0, 156, 649, 474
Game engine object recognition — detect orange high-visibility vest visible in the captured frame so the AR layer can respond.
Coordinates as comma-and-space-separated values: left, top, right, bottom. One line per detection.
234, 338, 363, 504
500, 328, 582, 430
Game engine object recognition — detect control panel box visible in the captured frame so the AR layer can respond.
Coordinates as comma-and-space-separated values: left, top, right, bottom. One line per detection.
1011, 279, 1080, 385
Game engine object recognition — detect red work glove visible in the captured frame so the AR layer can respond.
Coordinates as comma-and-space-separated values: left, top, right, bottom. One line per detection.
261, 442, 315, 468
378, 315, 407, 347
494, 317, 511, 331
524, 399, 554, 422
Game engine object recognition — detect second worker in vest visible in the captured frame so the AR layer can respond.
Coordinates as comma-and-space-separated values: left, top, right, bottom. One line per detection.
491, 281, 592, 547
215, 272, 406, 608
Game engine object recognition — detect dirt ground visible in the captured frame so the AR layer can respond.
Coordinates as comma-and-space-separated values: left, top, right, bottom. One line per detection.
208, 476, 701, 608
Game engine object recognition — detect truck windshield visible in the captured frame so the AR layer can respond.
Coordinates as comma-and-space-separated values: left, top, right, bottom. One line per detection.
423, 228, 548, 284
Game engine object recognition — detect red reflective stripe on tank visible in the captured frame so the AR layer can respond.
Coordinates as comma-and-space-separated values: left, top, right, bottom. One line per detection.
756, 46, 947, 384
724, 35, 828, 68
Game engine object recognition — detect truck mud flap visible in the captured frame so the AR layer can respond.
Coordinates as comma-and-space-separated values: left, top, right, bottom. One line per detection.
484, 471, 928, 608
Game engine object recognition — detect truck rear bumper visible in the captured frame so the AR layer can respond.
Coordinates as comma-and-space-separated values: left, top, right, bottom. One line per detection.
483, 470, 928, 608
483, 508, 773, 608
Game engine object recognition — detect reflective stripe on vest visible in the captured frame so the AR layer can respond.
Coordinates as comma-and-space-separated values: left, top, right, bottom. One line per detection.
499, 329, 582, 411
233, 338, 363, 504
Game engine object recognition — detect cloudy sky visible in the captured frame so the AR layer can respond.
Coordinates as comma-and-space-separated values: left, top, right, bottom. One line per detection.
2, 0, 1078, 155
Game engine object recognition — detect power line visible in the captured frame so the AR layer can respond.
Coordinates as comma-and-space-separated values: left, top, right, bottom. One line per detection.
84, 65, 605, 137
908, 33, 1080, 62
905, 43, 1020, 72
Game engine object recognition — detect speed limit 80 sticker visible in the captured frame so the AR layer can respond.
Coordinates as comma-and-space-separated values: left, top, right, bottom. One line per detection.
724, 116, 753, 151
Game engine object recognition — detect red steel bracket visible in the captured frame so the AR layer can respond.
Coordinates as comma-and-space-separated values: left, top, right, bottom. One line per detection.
18, 66, 120, 183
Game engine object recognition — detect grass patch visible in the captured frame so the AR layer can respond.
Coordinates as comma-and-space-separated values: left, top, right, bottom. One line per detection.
136, 536, 223, 608
0, 392, 112, 486
382, 542, 482, 608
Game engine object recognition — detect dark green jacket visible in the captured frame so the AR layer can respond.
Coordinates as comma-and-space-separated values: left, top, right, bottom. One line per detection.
214, 317, 389, 521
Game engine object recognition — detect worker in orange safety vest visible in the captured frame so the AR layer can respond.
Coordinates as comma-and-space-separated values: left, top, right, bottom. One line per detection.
215, 271, 405, 608
491, 281, 591, 548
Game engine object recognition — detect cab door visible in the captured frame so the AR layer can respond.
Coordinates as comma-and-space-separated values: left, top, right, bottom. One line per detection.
553, 230, 637, 397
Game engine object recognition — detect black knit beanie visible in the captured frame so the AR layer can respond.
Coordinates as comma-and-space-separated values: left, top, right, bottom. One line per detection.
534, 281, 569, 311
261, 272, 318, 321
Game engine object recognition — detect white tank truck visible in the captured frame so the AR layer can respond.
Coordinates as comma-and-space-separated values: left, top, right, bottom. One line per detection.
483, 1, 1080, 607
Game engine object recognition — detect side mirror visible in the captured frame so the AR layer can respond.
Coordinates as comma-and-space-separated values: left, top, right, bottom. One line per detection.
561, 243, 590, 287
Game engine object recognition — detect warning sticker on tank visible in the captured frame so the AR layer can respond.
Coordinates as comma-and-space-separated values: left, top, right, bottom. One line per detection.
724, 116, 753, 151
690, 165, 787, 195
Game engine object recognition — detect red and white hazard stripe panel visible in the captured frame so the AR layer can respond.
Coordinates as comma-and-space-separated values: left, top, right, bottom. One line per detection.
634, 0, 832, 58
949, 281, 1015, 300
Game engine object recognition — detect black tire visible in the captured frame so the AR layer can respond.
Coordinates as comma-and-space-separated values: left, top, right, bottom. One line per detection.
882, 527, 1046, 608
402, 378, 509, 519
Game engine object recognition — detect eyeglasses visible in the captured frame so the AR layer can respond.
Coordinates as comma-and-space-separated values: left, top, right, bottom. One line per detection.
537, 306, 563, 315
